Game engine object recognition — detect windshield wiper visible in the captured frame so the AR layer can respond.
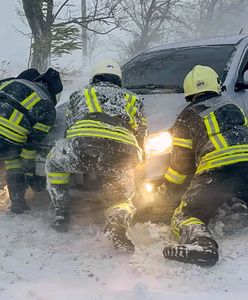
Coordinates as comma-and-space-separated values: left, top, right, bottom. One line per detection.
125, 84, 183, 93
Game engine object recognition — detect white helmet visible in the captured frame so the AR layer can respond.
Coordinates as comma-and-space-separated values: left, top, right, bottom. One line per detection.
90, 59, 122, 81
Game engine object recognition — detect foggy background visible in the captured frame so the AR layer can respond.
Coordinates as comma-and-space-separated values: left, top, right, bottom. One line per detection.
1, 0, 248, 78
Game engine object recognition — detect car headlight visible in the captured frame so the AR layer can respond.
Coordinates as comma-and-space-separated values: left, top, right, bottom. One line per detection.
145, 131, 172, 157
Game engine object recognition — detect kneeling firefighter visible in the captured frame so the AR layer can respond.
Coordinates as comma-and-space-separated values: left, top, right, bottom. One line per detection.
46, 59, 147, 252
0, 68, 63, 213
160, 65, 248, 266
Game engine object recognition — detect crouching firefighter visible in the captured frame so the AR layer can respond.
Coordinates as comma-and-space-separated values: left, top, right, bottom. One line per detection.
46, 59, 147, 252
0, 68, 63, 213
159, 65, 248, 267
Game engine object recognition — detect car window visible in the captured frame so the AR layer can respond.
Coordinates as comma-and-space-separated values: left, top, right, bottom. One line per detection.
238, 49, 248, 77
123, 45, 236, 94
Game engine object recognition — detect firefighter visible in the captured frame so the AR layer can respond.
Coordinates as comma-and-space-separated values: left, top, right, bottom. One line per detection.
46, 59, 147, 252
0, 68, 63, 214
159, 65, 248, 267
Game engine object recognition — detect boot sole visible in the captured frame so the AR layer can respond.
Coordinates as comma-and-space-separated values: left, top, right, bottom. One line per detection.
163, 244, 219, 267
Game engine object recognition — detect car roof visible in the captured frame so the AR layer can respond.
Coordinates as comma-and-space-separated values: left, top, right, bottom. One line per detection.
144, 35, 248, 53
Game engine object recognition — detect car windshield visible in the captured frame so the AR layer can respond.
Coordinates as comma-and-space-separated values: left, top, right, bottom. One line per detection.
122, 45, 236, 94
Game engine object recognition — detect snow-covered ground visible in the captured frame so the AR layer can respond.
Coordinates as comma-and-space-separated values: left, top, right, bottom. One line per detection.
0, 189, 248, 300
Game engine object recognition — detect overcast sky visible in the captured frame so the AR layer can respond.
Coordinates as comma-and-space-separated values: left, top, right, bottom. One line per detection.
0, 0, 118, 77
0, 0, 30, 74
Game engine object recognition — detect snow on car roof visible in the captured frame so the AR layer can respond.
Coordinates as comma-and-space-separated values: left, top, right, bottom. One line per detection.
145, 35, 248, 53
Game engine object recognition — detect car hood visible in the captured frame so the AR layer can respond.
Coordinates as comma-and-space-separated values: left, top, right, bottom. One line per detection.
143, 93, 187, 133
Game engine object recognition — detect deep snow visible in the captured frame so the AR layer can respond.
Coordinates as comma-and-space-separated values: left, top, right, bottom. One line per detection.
0, 188, 248, 300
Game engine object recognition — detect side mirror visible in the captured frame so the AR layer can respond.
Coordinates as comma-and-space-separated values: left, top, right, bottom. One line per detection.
235, 69, 248, 91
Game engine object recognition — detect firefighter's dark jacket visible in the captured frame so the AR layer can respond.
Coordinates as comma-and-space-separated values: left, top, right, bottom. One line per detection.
66, 81, 147, 158
0, 79, 56, 150
164, 93, 248, 190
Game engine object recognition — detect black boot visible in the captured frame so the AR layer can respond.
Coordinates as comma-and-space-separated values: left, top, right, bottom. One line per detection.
9, 189, 30, 214
7, 172, 29, 214
104, 220, 135, 253
10, 196, 30, 214
51, 209, 70, 232
163, 237, 219, 267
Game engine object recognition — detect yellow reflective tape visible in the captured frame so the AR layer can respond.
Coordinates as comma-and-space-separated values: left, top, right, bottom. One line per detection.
196, 153, 248, 174
245, 117, 248, 126
124, 94, 130, 101
91, 88, 102, 113
20, 149, 37, 160
173, 137, 193, 149
172, 226, 180, 239
33, 122, 51, 133
66, 128, 139, 148
0, 126, 27, 143
72, 120, 133, 137
75, 119, 103, 126
204, 112, 228, 150
0, 116, 28, 136
5, 159, 23, 170
180, 217, 204, 227
67, 127, 137, 143
171, 201, 196, 239
21, 92, 41, 110
125, 94, 138, 129
202, 145, 248, 161
0, 80, 13, 90
164, 167, 187, 185
141, 117, 147, 126
47, 172, 71, 184
84, 89, 94, 112
239, 107, 248, 126
9, 109, 24, 125
84, 88, 102, 113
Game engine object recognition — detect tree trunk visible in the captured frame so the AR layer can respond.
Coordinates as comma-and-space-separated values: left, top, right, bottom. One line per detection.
31, 31, 52, 72
81, 0, 88, 66
22, 0, 53, 72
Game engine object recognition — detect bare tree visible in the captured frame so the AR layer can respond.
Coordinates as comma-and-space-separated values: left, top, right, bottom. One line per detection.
0, 61, 11, 80
182, 0, 248, 39
113, 0, 183, 59
20, 0, 122, 71
20, 0, 80, 71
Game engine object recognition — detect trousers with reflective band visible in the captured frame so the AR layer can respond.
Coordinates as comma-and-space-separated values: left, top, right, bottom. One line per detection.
171, 200, 204, 239
47, 172, 71, 184
5, 159, 23, 171
164, 167, 187, 185
196, 144, 248, 174
20, 148, 37, 160
66, 119, 140, 150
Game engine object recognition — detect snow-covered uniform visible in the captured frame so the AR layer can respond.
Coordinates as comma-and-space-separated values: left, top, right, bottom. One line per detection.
0, 78, 57, 212
46, 81, 147, 249
162, 92, 248, 266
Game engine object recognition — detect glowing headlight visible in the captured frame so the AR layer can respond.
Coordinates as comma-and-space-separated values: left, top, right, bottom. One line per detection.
145, 131, 172, 157
144, 182, 154, 193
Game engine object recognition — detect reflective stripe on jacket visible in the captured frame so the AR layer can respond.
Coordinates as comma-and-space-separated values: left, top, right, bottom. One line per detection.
66, 86, 142, 155
0, 79, 55, 145
164, 93, 248, 188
